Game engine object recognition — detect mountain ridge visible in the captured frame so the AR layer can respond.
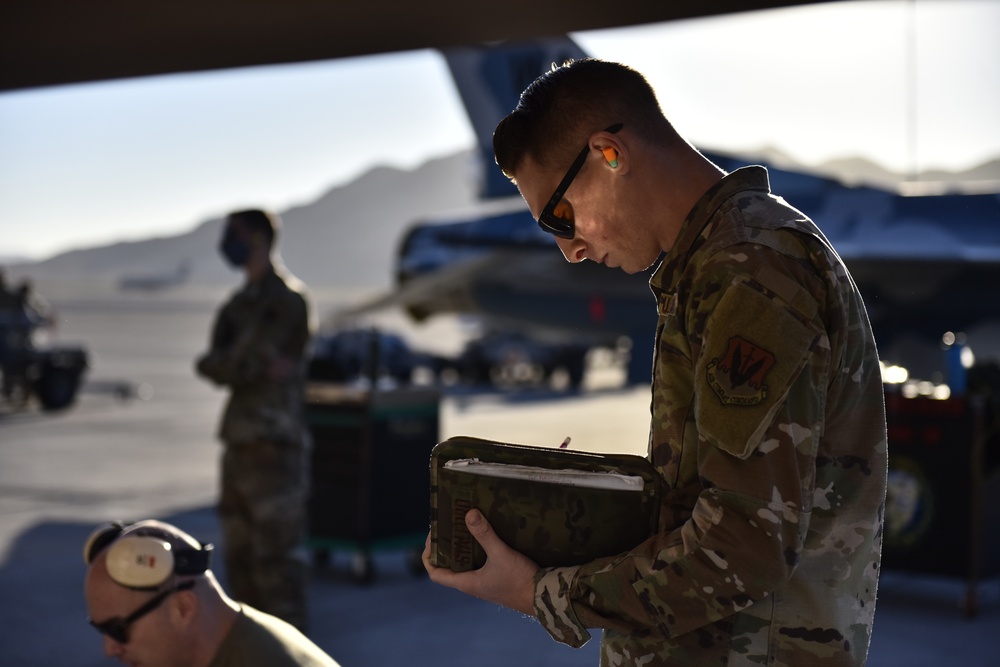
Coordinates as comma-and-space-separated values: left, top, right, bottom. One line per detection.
13, 151, 482, 291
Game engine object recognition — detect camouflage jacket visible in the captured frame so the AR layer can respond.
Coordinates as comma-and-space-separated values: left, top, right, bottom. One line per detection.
534, 167, 888, 666
196, 264, 312, 448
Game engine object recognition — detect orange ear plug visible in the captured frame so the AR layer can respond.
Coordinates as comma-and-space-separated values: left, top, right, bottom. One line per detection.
602, 147, 619, 168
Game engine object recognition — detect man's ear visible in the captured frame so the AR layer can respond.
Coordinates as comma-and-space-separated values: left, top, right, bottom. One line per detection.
593, 131, 628, 175
170, 586, 199, 626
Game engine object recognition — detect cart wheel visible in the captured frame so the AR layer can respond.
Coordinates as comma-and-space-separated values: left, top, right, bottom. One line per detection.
406, 548, 426, 577
350, 551, 374, 585
312, 548, 331, 569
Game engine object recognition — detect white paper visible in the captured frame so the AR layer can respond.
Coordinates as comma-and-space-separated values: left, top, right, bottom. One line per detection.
443, 458, 645, 491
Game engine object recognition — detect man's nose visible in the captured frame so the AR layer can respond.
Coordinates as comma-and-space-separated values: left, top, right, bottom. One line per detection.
555, 237, 587, 263
104, 635, 124, 657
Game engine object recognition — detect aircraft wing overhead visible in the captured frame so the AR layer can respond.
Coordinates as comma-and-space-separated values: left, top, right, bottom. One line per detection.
1, 1, 839, 92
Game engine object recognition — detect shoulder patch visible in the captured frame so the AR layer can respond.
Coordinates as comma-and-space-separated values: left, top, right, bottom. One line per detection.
706, 336, 776, 406
695, 278, 822, 459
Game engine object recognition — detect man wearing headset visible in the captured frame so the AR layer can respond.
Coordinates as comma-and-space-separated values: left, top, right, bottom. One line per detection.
424, 59, 887, 666
83, 520, 340, 666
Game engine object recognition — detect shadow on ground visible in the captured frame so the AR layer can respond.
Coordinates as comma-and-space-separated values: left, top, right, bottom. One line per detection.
1, 505, 998, 666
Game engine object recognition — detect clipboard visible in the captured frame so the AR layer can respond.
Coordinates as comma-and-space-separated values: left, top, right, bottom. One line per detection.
430, 436, 661, 572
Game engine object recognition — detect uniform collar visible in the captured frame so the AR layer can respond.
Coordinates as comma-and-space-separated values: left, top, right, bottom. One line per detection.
242, 263, 280, 297
651, 166, 771, 297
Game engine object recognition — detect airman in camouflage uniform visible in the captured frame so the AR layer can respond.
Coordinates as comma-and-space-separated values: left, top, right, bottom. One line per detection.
534, 165, 887, 666
425, 59, 887, 666
196, 209, 313, 633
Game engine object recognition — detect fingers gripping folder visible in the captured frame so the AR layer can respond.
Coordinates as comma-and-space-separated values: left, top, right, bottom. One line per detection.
429, 436, 661, 572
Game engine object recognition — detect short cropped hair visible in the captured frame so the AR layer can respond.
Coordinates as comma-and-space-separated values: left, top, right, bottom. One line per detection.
493, 58, 676, 182
228, 209, 280, 247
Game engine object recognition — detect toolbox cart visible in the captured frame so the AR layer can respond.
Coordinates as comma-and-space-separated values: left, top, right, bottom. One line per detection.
304, 382, 440, 583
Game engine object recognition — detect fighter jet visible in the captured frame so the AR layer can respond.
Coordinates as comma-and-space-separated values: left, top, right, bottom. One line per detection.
343, 36, 1000, 385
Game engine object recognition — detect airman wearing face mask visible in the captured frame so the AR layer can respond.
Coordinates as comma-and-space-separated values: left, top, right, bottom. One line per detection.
196, 209, 315, 633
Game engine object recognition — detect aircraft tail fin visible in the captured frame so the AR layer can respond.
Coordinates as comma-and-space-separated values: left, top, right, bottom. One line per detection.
442, 37, 589, 199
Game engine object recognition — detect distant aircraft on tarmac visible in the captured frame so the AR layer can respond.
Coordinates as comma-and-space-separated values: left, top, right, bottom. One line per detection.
118, 259, 191, 292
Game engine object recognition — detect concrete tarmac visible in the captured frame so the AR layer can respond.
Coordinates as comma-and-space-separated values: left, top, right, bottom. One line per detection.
0, 286, 997, 665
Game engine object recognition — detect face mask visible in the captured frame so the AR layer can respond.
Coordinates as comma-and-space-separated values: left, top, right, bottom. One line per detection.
219, 233, 250, 267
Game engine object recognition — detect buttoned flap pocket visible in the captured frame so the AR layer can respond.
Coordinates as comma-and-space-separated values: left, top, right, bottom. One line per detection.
694, 279, 821, 459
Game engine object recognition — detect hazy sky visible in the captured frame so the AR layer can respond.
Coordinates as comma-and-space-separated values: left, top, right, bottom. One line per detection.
1, 0, 997, 261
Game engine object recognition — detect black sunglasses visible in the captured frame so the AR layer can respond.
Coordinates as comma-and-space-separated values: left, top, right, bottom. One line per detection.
537, 123, 623, 239
89, 580, 195, 644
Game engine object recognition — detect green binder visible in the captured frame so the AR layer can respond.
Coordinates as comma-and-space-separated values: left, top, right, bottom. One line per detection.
430, 436, 661, 572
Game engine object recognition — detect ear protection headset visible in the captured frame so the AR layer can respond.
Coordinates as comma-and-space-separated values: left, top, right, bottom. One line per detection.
83, 521, 213, 590
602, 147, 619, 168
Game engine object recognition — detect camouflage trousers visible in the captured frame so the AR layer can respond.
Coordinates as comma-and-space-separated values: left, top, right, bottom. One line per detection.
219, 441, 310, 633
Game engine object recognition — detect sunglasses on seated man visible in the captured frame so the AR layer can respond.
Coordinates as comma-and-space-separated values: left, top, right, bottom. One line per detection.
537, 123, 623, 240
88, 580, 195, 645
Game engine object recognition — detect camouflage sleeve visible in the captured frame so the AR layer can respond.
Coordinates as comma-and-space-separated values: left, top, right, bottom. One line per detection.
255, 286, 310, 363
195, 299, 244, 386
196, 287, 310, 387
534, 245, 832, 646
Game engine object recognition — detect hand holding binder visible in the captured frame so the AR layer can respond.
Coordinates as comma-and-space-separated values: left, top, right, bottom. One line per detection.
430, 436, 661, 572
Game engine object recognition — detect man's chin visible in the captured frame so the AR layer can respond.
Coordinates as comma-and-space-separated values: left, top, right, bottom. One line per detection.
619, 262, 646, 275
633, 254, 665, 274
